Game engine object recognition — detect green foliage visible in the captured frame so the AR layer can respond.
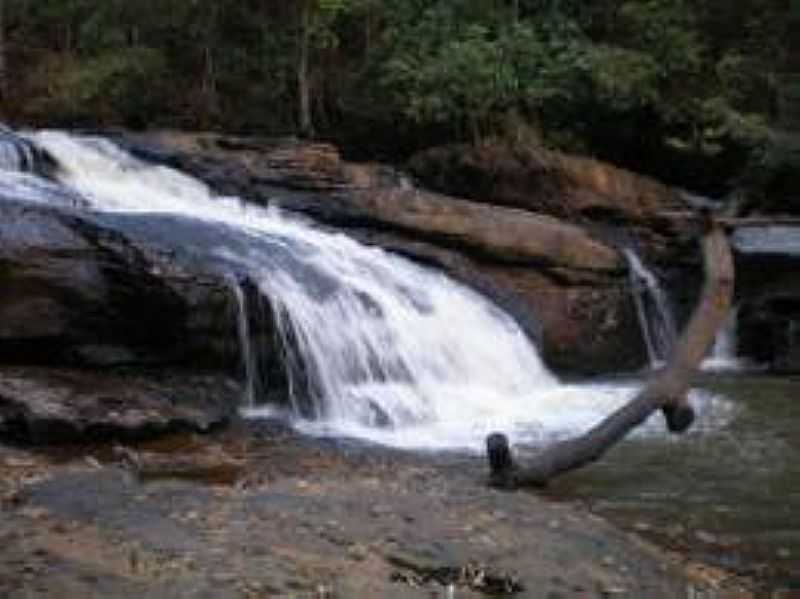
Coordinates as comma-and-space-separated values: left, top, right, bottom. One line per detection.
0, 0, 789, 191
22, 46, 167, 127
374, 4, 593, 141
589, 46, 660, 111
59, 48, 165, 118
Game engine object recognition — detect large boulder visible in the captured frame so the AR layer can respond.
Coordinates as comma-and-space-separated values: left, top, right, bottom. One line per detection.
0, 200, 241, 370
407, 141, 687, 232
0, 199, 259, 443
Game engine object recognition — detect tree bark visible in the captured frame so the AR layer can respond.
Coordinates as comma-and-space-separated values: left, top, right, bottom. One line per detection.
0, 0, 7, 107
202, 45, 218, 121
297, 0, 314, 139
778, 2, 800, 131
487, 218, 735, 488
200, 3, 219, 126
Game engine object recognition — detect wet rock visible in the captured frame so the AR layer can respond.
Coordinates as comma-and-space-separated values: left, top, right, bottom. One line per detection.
0, 201, 244, 371
0, 367, 240, 444
695, 530, 719, 545
0, 195, 305, 441
731, 228, 800, 371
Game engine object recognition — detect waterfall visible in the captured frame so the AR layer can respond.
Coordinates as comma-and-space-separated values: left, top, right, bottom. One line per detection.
0, 129, 733, 449
0, 127, 84, 206
229, 276, 258, 409
0, 126, 36, 172
623, 249, 678, 368
623, 246, 746, 373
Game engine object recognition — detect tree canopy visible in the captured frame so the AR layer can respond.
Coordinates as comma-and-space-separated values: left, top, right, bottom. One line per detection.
0, 0, 789, 194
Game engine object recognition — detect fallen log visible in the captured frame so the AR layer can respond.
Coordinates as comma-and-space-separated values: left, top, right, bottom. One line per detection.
487, 218, 734, 488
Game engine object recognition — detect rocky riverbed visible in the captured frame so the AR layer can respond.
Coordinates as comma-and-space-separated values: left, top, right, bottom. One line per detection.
0, 423, 759, 599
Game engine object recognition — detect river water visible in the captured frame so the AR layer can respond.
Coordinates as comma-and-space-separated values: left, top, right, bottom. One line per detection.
548, 373, 800, 592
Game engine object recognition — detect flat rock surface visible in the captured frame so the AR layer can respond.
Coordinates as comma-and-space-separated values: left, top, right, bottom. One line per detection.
0, 425, 750, 598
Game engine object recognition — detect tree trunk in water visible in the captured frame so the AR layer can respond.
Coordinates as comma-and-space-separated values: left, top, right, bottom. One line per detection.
487, 218, 735, 488
0, 0, 7, 108
297, 0, 314, 139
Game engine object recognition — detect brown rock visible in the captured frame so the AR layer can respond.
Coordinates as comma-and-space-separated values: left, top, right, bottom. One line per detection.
350, 186, 623, 271
408, 140, 687, 229
0, 367, 240, 444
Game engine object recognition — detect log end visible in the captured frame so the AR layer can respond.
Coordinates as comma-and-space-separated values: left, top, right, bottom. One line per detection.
486, 432, 518, 489
662, 402, 696, 433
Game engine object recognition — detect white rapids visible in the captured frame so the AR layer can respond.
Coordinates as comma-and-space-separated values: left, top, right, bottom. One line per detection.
11, 130, 733, 451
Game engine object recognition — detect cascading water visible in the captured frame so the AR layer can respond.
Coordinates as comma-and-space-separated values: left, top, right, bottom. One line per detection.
0, 127, 84, 206
229, 276, 259, 408
0, 128, 733, 449
623, 249, 678, 368
0, 126, 36, 172
711, 308, 738, 364
702, 307, 749, 372
623, 247, 748, 373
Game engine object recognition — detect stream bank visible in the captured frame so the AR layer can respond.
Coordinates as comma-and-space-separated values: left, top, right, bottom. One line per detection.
0, 422, 757, 599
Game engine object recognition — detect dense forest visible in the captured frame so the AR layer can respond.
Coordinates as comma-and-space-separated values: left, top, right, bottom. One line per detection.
0, 0, 795, 195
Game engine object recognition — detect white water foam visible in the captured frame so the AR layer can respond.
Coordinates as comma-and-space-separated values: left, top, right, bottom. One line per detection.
0, 128, 35, 172
16, 130, 733, 451
702, 307, 750, 372
702, 307, 762, 373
